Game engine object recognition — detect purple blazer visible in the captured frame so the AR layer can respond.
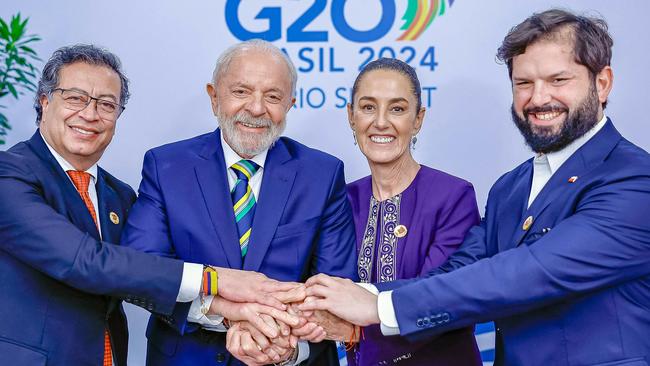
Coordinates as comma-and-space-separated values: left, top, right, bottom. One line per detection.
346, 165, 482, 366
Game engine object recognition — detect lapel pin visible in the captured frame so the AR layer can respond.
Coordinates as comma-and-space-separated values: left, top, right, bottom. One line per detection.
522, 216, 533, 231
568, 176, 578, 183
109, 212, 120, 225
393, 225, 408, 238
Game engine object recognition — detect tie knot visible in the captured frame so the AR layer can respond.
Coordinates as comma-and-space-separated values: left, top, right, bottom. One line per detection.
67, 170, 91, 192
231, 160, 259, 182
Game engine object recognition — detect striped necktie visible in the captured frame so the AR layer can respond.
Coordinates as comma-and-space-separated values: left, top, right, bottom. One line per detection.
67, 170, 113, 366
230, 160, 260, 258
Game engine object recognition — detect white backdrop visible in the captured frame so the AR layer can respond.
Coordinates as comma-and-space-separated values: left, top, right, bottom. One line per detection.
2, 1, 649, 365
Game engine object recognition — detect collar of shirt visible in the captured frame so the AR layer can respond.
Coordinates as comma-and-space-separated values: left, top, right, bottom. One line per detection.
40, 132, 99, 183
528, 115, 608, 208
220, 130, 268, 198
40, 132, 102, 236
542, 114, 608, 175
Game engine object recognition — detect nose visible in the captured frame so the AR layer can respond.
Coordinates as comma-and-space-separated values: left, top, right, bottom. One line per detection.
373, 107, 390, 129
529, 81, 552, 107
245, 92, 267, 117
77, 99, 100, 121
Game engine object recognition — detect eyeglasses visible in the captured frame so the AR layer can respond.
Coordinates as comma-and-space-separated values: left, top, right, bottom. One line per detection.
50, 88, 125, 120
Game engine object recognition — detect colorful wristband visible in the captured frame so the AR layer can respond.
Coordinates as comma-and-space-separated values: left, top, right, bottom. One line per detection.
202, 265, 218, 296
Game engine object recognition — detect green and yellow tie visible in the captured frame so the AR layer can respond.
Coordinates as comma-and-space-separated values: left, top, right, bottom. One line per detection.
230, 160, 260, 257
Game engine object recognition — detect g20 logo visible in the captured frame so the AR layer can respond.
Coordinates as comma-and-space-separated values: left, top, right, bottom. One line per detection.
225, 0, 455, 43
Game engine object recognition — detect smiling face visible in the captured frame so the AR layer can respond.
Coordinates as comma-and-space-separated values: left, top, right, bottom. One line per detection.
348, 69, 424, 166
510, 33, 612, 153
207, 49, 295, 158
39, 62, 122, 170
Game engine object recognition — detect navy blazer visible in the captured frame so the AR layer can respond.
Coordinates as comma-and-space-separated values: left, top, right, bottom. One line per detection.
121, 129, 357, 365
378, 120, 650, 366
0, 131, 184, 366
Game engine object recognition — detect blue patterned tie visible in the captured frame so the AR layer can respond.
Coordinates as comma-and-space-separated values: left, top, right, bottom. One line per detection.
230, 160, 260, 257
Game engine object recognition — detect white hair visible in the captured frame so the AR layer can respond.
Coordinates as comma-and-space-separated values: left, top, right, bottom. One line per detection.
211, 39, 297, 96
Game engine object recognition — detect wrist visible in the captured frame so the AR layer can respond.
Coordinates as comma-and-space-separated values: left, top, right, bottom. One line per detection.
210, 296, 235, 319
274, 347, 298, 366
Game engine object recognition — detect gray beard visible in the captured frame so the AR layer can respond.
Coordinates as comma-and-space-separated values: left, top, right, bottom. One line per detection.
217, 110, 285, 157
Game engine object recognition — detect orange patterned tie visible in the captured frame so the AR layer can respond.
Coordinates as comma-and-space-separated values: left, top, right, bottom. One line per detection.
67, 170, 112, 366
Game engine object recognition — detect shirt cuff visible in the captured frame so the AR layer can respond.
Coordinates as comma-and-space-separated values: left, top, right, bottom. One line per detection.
356, 282, 379, 295
377, 290, 400, 335
294, 340, 310, 364
186, 295, 227, 331
176, 263, 203, 302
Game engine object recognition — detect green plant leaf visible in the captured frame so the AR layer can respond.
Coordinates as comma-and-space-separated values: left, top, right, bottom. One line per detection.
16, 35, 40, 45
6, 83, 18, 98
19, 45, 37, 55
10, 14, 26, 41
0, 19, 9, 40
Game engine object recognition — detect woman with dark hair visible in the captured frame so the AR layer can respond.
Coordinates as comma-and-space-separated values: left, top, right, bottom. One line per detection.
345, 58, 482, 365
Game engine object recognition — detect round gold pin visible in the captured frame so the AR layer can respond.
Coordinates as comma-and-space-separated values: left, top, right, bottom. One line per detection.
394, 224, 408, 238
568, 176, 578, 183
522, 216, 533, 231
109, 212, 120, 225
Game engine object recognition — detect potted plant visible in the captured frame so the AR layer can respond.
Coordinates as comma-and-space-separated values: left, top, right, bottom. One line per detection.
0, 13, 41, 145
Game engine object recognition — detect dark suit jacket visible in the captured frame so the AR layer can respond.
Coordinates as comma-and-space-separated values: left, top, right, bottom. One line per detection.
121, 129, 357, 365
0, 131, 184, 366
378, 120, 650, 366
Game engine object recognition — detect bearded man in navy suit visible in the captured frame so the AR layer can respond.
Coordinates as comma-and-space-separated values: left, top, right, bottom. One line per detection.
0, 44, 301, 366
121, 40, 357, 366
301, 9, 650, 366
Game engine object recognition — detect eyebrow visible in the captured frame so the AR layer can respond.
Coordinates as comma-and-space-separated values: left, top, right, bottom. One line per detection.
513, 70, 574, 82
230, 82, 286, 95
358, 96, 409, 104
67, 87, 118, 102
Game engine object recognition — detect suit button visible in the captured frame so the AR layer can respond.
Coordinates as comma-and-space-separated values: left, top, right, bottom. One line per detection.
416, 319, 424, 327
442, 313, 450, 322
422, 317, 430, 326
216, 353, 226, 362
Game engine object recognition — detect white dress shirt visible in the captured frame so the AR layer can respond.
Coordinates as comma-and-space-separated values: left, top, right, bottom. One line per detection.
371, 115, 609, 336
186, 133, 309, 363
41, 134, 203, 304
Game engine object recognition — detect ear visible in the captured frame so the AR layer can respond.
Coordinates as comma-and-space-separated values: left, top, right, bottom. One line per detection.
413, 107, 426, 134
287, 96, 296, 112
347, 103, 355, 130
39, 94, 50, 124
206, 83, 219, 116
595, 66, 613, 105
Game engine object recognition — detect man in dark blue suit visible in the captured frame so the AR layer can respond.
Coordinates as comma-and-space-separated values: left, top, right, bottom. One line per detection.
301, 9, 650, 366
0, 45, 301, 366
121, 40, 357, 365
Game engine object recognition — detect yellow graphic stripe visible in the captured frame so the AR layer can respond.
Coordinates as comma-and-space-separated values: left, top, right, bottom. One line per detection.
398, 0, 437, 41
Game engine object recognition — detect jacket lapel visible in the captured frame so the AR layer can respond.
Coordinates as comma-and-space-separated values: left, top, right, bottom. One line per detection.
244, 139, 296, 271
194, 130, 243, 269
512, 119, 622, 247
497, 161, 533, 251
96, 168, 123, 244
27, 131, 100, 240
96, 168, 126, 315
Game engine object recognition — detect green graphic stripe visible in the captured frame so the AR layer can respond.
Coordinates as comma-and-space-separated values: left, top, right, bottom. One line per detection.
401, 0, 419, 30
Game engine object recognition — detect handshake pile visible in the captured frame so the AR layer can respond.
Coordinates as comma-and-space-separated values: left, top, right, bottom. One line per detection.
209, 269, 373, 365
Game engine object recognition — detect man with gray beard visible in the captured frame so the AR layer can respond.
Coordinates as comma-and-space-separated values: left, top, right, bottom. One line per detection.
121, 40, 357, 366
